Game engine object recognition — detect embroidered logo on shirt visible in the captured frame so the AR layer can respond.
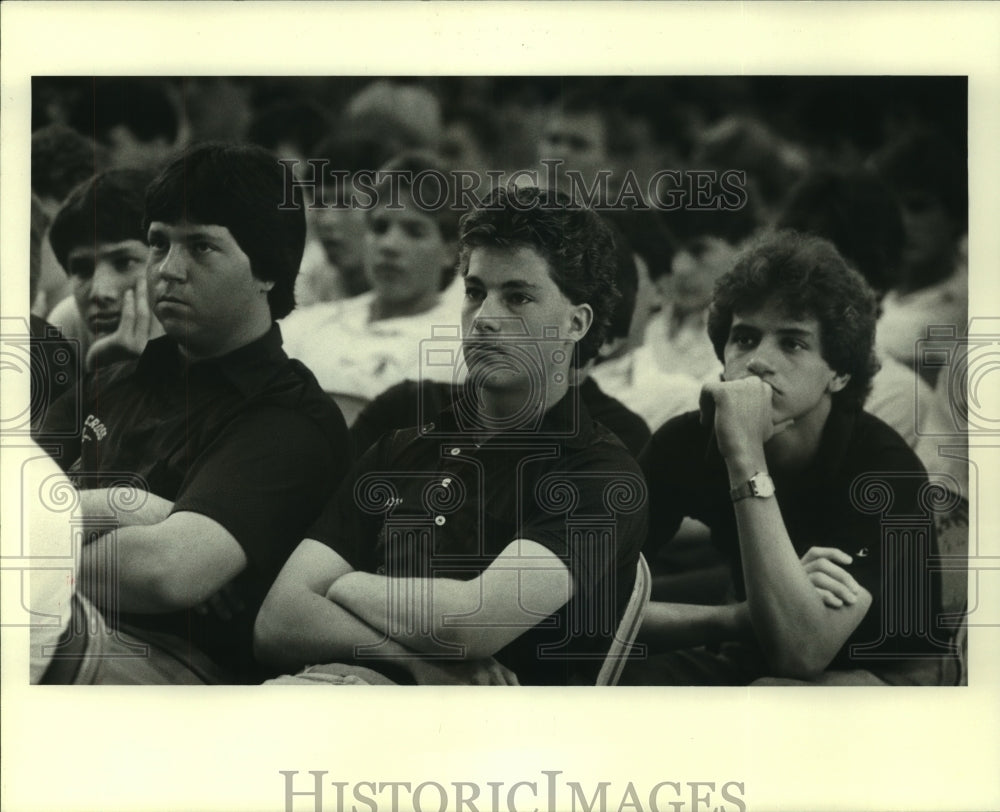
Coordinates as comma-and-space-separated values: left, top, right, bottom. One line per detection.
81, 414, 108, 443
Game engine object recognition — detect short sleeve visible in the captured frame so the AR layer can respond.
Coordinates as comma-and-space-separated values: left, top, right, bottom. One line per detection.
171, 406, 349, 578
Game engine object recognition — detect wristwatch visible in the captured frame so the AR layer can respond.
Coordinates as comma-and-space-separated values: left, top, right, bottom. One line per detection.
730, 471, 776, 502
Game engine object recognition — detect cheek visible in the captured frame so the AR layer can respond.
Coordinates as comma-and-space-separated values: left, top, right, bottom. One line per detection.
71, 279, 90, 307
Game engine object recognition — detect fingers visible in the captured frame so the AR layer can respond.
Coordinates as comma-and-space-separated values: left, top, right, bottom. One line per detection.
119, 289, 137, 336
801, 546, 853, 566
806, 571, 859, 606
134, 275, 152, 337
804, 557, 862, 591
815, 588, 844, 609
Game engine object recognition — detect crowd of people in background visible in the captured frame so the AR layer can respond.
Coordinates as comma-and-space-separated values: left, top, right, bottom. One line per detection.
27, 75, 970, 686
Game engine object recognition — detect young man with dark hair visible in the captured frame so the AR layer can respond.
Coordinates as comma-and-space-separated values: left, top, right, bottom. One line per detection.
281, 150, 466, 423
45, 169, 162, 370
256, 186, 647, 686
40, 142, 351, 684
628, 230, 953, 686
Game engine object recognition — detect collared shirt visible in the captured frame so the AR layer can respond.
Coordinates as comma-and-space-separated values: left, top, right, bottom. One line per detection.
641, 406, 946, 672
42, 324, 351, 682
308, 391, 648, 685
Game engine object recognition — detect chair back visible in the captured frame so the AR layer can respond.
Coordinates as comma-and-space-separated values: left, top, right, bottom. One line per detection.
595, 553, 651, 686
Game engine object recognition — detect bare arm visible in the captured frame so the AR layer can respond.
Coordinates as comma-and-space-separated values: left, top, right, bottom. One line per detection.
325, 539, 575, 660
705, 378, 872, 679
79, 510, 247, 613
254, 539, 519, 684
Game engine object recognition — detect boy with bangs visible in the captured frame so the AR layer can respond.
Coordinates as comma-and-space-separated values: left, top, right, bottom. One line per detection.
40, 143, 350, 684
628, 230, 954, 686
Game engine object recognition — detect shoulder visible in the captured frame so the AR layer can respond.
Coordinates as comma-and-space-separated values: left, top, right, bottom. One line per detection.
845, 409, 927, 475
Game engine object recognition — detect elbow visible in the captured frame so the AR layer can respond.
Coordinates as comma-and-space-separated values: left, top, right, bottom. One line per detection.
767, 649, 830, 681
252, 604, 284, 669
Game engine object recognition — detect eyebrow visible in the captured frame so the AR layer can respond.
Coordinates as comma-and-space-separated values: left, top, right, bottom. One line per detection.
732, 323, 816, 339
464, 275, 542, 292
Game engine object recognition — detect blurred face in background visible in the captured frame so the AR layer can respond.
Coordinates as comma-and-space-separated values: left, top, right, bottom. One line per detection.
364, 190, 453, 315
538, 110, 609, 189
668, 236, 740, 315
312, 178, 370, 297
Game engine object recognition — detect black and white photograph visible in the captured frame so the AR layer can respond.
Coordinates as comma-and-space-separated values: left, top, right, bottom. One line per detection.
2, 4, 998, 812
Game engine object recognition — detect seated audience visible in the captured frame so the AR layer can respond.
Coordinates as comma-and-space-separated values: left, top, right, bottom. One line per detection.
349, 215, 651, 459
280, 152, 466, 424
627, 231, 953, 686
777, 167, 931, 449
255, 186, 647, 685
296, 135, 395, 305
30, 124, 109, 317
39, 143, 351, 683
45, 169, 163, 372
869, 129, 968, 381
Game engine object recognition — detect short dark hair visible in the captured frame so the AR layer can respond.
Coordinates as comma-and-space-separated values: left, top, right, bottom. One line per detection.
144, 142, 306, 320
706, 230, 880, 409
371, 151, 463, 291
70, 78, 179, 146
777, 168, 904, 296
31, 123, 108, 204
48, 168, 152, 274
603, 208, 677, 282
457, 185, 620, 366
602, 218, 638, 342
870, 127, 967, 233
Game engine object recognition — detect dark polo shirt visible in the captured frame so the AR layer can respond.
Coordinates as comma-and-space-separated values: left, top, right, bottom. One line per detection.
310, 390, 648, 685
350, 377, 650, 460
42, 324, 351, 682
640, 406, 948, 674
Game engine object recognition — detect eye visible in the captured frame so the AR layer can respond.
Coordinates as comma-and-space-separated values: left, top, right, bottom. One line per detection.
782, 337, 807, 352
147, 234, 168, 253
506, 292, 532, 306
192, 241, 215, 255
404, 222, 431, 239
67, 257, 94, 279
464, 286, 485, 303
730, 331, 757, 348
368, 217, 389, 236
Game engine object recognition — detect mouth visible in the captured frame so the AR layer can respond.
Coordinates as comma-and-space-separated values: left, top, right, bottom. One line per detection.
87, 313, 121, 334
156, 294, 187, 307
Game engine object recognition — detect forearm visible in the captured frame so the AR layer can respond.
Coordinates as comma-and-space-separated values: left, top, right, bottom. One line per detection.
327, 571, 475, 657
254, 585, 423, 675
638, 601, 752, 653
727, 454, 860, 677
80, 525, 182, 613
78, 487, 173, 533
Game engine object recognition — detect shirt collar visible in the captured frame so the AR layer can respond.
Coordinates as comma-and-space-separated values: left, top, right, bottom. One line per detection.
430, 385, 595, 450
137, 323, 287, 397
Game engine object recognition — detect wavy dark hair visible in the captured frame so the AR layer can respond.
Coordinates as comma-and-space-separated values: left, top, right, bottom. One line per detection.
706, 230, 880, 409
457, 185, 620, 366
144, 142, 305, 320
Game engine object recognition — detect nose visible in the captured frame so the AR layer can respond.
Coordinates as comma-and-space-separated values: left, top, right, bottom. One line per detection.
89, 261, 122, 304
374, 223, 403, 255
746, 345, 776, 378
154, 245, 187, 283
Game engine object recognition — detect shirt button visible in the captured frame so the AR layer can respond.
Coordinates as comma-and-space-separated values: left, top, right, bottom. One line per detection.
449, 447, 461, 456
442, 478, 452, 488
434, 515, 446, 526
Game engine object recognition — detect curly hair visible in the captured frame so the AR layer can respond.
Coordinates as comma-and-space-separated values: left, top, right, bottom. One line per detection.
706, 230, 880, 409
144, 142, 305, 320
457, 185, 620, 366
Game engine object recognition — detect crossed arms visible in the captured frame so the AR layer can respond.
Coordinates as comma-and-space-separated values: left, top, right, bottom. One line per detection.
254, 537, 575, 683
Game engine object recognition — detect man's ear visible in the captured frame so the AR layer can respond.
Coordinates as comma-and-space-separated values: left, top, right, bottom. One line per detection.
568, 303, 594, 342
828, 371, 850, 393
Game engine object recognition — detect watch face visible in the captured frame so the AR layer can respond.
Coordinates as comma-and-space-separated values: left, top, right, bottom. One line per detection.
751, 474, 775, 497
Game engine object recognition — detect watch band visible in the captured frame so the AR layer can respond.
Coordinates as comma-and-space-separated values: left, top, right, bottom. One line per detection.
730, 472, 775, 502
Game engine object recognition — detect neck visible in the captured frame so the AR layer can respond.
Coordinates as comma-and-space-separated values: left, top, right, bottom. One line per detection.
179, 314, 271, 362
473, 377, 570, 433
369, 289, 438, 321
